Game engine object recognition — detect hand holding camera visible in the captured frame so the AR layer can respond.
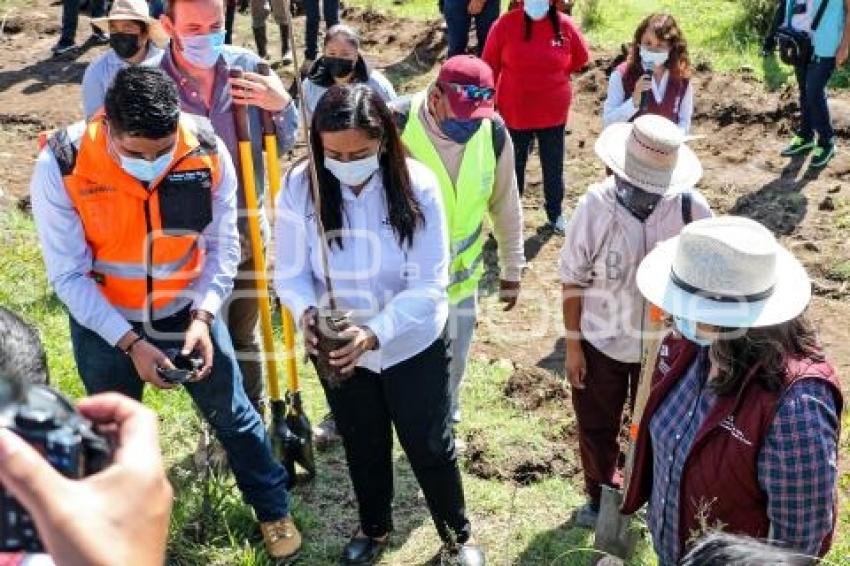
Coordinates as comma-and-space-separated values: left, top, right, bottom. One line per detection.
0, 390, 172, 564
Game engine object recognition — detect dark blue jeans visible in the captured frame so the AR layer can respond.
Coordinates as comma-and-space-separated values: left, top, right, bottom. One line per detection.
68, 310, 290, 522
59, 0, 107, 46
510, 124, 566, 223
442, 0, 500, 57
795, 55, 836, 147
303, 0, 340, 60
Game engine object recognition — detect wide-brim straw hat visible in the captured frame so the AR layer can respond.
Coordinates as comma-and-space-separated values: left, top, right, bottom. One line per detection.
595, 114, 703, 195
91, 0, 168, 46
637, 216, 811, 328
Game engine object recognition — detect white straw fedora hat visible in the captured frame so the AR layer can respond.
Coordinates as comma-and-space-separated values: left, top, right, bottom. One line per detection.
637, 216, 811, 328
91, 0, 168, 46
595, 114, 703, 195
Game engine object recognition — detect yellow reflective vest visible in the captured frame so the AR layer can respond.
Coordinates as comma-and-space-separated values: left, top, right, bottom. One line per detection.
401, 92, 496, 304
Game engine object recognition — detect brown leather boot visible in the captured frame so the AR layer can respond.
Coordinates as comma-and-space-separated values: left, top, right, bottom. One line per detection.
261, 516, 302, 560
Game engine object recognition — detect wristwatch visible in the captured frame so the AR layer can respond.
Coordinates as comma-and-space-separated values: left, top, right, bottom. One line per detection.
190, 309, 215, 327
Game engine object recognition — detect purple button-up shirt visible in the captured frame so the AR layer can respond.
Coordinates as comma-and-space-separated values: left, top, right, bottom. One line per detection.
160, 45, 299, 240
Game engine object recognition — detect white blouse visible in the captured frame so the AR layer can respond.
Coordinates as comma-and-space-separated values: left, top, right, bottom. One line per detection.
274, 158, 449, 372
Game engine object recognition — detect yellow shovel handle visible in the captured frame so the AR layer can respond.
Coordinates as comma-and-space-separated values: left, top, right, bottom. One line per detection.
237, 140, 282, 401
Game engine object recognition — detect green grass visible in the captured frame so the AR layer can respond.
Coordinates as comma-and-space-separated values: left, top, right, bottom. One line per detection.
3, 208, 849, 564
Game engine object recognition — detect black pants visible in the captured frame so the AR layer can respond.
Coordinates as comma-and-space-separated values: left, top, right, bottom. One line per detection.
510, 124, 566, 223
321, 335, 471, 543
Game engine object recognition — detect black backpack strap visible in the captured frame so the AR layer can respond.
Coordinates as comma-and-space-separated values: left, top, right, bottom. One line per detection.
389, 95, 413, 134
491, 114, 507, 160
46, 128, 78, 176
812, 0, 831, 31
681, 191, 693, 225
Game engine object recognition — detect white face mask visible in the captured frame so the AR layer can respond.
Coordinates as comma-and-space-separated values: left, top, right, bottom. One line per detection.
324, 154, 380, 186
639, 46, 670, 71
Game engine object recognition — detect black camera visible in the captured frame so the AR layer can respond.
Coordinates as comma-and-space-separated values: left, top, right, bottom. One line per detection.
0, 378, 112, 552
156, 349, 203, 384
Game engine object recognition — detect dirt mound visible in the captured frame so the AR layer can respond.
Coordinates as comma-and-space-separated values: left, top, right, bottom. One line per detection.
504, 365, 569, 411
0, 14, 60, 37
465, 432, 578, 485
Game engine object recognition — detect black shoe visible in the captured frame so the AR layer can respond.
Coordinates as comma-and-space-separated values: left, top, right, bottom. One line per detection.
341, 534, 388, 565
83, 32, 110, 46
51, 40, 77, 56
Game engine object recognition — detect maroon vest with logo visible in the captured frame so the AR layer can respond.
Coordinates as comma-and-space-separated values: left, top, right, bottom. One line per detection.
618, 62, 690, 125
622, 335, 842, 559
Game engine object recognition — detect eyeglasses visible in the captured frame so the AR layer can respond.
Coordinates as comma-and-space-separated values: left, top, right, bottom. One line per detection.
439, 81, 495, 102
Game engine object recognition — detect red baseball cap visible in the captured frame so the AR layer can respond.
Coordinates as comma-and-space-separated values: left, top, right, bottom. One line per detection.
437, 55, 496, 120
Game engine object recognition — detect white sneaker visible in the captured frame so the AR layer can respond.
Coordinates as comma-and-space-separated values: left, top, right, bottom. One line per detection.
550, 215, 568, 235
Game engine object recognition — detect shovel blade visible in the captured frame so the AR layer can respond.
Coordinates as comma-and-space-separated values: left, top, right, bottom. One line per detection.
593, 485, 638, 560
285, 391, 316, 479
269, 399, 298, 488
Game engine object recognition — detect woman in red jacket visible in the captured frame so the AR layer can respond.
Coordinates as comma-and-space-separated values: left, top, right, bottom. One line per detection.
482, 0, 589, 234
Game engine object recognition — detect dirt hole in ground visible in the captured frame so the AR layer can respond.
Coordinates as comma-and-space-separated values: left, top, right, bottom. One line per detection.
504, 364, 569, 411
462, 364, 580, 485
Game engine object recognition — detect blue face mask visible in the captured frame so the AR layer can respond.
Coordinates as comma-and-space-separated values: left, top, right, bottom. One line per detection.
180, 31, 225, 69
119, 148, 175, 183
524, 0, 550, 21
440, 118, 482, 144
673, 316, 714, 348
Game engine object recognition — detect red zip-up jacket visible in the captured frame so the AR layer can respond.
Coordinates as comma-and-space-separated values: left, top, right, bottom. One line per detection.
482, 7, 589, 131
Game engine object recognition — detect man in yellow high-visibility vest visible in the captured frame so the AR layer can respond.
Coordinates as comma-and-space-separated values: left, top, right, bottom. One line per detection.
395, 55, 526, 426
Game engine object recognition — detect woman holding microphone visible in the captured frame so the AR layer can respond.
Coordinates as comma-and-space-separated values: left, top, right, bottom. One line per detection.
274, 84, 485, 566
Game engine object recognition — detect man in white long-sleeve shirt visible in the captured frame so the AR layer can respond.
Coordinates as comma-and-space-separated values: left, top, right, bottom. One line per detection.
29, 67, 301, 561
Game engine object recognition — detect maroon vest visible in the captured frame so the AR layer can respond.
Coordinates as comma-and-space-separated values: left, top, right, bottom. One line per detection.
622, 335, 843, 559
617, 62, 689, 125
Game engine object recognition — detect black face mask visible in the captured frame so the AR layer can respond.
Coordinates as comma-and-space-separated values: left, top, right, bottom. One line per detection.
614, 178, 662, 222
110, 33, 142, 60
324, 56, 356, 79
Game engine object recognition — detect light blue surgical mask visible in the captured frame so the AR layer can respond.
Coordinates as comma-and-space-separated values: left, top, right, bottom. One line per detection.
673, 316, 714, 348
180, 31, 225, 69
324, 154, 380, 187
524, 0, 550, 21
119, 148, 175, 183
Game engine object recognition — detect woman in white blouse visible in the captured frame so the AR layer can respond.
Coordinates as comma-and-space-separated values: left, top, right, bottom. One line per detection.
274, 84, 485, 566
603, 13, 694, 134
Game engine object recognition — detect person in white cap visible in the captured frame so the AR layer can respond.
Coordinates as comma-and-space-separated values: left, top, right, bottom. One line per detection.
559, 113, 712, 528
82, 0, 167, 119
623, 216, 842, 565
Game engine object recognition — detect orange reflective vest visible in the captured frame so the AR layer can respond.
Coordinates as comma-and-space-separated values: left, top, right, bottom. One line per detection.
48, 113, 222, 322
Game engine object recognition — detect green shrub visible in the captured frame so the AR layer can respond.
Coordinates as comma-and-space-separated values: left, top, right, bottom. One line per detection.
740, 0, 780, 36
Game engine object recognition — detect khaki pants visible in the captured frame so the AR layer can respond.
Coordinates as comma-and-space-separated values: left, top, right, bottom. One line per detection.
220, 258, 265, 408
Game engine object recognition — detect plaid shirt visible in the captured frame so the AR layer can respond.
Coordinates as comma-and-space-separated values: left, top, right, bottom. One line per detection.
648, 348, 839, 565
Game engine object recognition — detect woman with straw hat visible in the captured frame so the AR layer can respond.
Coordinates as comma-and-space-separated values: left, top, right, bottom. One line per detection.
82, 0, 167, 119
623, 216, 842, 564
560, 113, 712, 528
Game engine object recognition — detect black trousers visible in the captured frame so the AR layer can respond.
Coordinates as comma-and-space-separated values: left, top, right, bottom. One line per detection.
321, 335, 471, 543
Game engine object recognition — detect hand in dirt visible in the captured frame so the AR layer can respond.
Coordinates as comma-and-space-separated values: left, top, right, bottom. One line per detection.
129, 340, 177, 390
329, 326, 377, 375
182, 319, 214, 380
565, 341, 587, 390
468, 0, 486, 15
631, 74, 652, 107
229, 71, 292, 113
301, 307, 320, 359
499, 279, 520, 311
838, 41, 850, 67
0, 393, 172, 566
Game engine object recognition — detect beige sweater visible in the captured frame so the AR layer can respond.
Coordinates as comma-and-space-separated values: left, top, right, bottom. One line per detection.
410, 91, 526, 282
